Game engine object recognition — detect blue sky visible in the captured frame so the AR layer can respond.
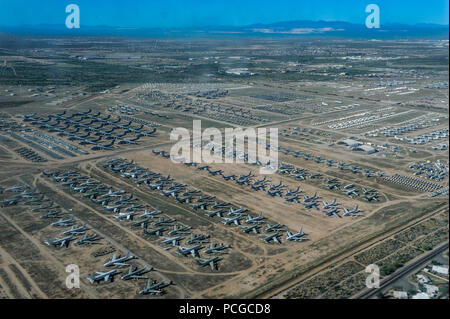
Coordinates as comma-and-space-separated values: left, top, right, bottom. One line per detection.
0, 0, 448, 27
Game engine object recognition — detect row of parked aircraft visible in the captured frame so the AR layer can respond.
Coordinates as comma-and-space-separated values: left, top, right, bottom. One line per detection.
43, 167, 232, 271
153, 151, 370, 216
22, 109, 157, 151
275, 146, 386, 179
103, 158, 311, 245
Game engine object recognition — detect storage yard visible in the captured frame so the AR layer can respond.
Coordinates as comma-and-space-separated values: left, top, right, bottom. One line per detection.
0, 36, 448, 299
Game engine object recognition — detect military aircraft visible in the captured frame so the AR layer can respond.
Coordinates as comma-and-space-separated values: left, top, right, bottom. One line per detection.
239, 171, 253, 179
191, 202, 208, 211
362, 187, 376, 195
75, 233, 101, 245
153, 217, 176, 226
114, 211, 138, 221
245, 212, 265, 224
262, 232, 282, 244
286, 227, 308, 242
222, 215, 243, 226
40, 210, 62, 219
303, 192, 319, 202
228, 205, 247, 216
177, 245, 202, 257
121, 265, 153, 281
203, 243, 231, 254
131, 219, 152, 229
323, 207, 342, 218
104, 252, 136, 267
161, 236, 183, 246
303, 201, 320, 211
91, 140, 115, 151
118, 136, 141, 145
322, 199, 338, 209
285, 194, 300, 203
114, 194, 134, 204
196, 256, 221, 270
62, 223, 87, 235
343, 183, 355, 190
161, 222, 188, 236
51, 215, 75, 227
139, 207, 161, 218
342, 189, 359, 197
87, 269, 118, 284
285, 186, 301, 196
104, 204, 123, 213
211, 202, 230, 209
143, 227, 166, 236
241, 224, 261, 234
363, 194, 379, 202
101, 189, 125, 198
265, 223, 284, 232
139, 279, 173, 295
45, 235, 74, 248
186, 234, 209, 244
79, 136, 103, 145
343, 205, 363, 217
221, 173, 236, 181
205, 209, 224, 218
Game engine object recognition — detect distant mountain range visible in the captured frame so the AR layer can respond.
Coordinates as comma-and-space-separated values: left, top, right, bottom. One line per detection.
0, 20, 448, 38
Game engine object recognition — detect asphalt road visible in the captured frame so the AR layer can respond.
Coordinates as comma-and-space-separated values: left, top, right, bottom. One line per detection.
356, 241, 449, 299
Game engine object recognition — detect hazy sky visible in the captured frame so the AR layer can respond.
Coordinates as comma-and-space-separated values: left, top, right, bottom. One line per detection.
1, 0, 448, 27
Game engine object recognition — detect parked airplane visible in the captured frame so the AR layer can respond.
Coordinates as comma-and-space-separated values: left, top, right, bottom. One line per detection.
139, 207, 161, 218
228, 205, 247, 216
286, 227, 308, 242
114, 211, 138, 221
45, 235, 73, 248
76, 233, 101, 245
323, 208, 342, 218
203, 243, 231, 254
222, 215, 243, 226
161, 236, 183, 246
143, 227, 166, 236
196, 256, 221, 270
139, 279, 173, 295
87, 269, 118, 284
177, 245, 202, 257
262, 232, 282, 244
245, 212, 264, 224
205, 209, 224, 218
62, 223, 87, 236
343, 205, 363, 217
51, 216, 75, 227
241, 224, 260, 234
265, 223, 284, 232
322, 199, 338, 209
303, 192, 319, 202
104, 252, 136, 267
121, 266, 152, 281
